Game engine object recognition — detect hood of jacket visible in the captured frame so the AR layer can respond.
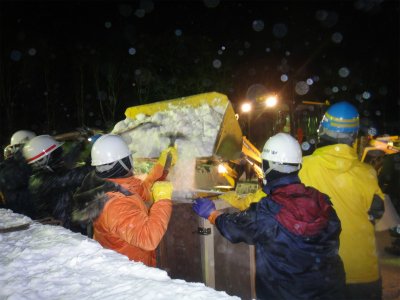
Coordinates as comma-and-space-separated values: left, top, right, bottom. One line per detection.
72, 171, 145, 223
311, 144, 357, 173
272, 183, 333, 237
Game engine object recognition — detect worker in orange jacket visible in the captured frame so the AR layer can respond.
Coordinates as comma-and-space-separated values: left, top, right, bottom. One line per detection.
73, 134, 177, 267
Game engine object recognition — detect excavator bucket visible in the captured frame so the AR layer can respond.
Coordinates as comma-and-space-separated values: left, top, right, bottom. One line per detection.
242, 136, 261, 164
122, 91, 243, 160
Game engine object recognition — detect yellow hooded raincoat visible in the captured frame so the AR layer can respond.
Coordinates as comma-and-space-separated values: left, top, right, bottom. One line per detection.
299, 144, 385, 284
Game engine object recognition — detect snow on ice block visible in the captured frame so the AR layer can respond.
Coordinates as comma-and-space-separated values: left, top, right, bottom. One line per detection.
112, 92, 243, 161
0, 208, 239, 300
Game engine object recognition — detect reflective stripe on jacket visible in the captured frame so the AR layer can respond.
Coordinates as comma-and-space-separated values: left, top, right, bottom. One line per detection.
299, 144, 385, 283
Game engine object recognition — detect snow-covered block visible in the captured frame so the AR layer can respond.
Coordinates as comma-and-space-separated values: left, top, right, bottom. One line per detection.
112, 92, 242, 160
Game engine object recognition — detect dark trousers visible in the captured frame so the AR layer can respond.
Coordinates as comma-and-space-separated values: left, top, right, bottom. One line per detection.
345, 279, 382, 300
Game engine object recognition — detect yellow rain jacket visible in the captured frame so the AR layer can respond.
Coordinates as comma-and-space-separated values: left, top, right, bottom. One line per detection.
299, 144, 385, 284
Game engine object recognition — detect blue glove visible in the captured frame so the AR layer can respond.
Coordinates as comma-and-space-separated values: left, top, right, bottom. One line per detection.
192, 198, 216, 219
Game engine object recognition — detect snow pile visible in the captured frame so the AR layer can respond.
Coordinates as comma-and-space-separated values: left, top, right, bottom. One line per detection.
112, 103, 226, 159
0, 209, 238, 299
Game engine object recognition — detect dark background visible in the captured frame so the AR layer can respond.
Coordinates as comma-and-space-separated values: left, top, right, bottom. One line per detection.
1, 0, 399, 148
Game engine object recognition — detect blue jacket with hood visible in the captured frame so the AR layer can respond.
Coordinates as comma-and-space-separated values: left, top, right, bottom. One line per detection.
215, 175, 345, 300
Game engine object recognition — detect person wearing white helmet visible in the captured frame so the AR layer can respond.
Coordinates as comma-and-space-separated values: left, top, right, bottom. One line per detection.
193, 133, 345, 300
0, 130, 37, 218
3, 130, 36, 160
23, 135, 92, 232
299, 101, 385, 300
72, 134, 176, 267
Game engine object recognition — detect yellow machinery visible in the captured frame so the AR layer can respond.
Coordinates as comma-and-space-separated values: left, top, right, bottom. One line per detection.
124, 91, 243, 161
360, 135, 400, 162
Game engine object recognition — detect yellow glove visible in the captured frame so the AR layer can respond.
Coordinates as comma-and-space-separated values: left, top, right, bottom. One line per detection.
151, 181, 173, 202
219, 189, 265, 211
158, 146, 178, 167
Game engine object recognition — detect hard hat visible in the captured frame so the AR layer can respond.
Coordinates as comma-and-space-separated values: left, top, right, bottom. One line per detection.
10, 130, 36, 146
319, 101, 359, 134
261, 133, 302, 164
91, 134, 131, 166
4, 130, 36, 159
23, 135, 63, 165
261, 133, 302, 178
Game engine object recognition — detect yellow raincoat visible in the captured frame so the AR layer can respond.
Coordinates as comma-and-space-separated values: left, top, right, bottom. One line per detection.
299, 144, 385, 284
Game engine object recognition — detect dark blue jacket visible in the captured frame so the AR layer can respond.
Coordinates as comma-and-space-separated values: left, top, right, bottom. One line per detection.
215, 175, 345, 300
0, 151, 37, 219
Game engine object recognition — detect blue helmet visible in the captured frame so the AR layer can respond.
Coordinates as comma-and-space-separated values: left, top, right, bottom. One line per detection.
318, 101, 359, 145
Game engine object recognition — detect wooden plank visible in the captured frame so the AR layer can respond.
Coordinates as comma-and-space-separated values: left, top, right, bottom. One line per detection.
249, 245, 257, 300
157, 201, 203, 282
157, 199, 256, 299
199, 217, 215, 288
213, 201, 256, 300
0, 223, 30, 233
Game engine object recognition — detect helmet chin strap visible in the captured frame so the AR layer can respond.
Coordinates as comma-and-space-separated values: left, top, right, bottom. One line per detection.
118, 156, 133, 174
45, 165, 55, 173
33, 155, 51, 171
262, 165, 275, 185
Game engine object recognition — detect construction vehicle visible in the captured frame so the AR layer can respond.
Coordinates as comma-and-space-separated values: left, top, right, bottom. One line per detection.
269, 99, 329, 154
239, 97, 329, 152
360, 135, 400, 162
233, 98, 330, 188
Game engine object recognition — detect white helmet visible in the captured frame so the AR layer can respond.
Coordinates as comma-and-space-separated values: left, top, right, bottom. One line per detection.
91, 134, 131, 166
261, 133, 302, 177
11, 130, 36, 146
23, 135, 63, 166
4, 130, 37, 159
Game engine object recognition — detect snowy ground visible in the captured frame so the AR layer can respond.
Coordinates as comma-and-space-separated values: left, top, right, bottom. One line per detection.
0, 209, 238, 300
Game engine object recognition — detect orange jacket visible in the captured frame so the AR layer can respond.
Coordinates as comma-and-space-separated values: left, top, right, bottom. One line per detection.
93, 164, 172, 267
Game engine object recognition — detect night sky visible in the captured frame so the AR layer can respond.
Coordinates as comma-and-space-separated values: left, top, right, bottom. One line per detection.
0, 0, 399, 148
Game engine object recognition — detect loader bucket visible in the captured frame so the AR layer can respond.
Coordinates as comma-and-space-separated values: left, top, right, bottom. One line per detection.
242, 136, 261, 164
123, 92, 243, 160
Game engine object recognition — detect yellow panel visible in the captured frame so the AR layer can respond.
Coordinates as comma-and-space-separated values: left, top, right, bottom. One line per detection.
125, 92, 229, 119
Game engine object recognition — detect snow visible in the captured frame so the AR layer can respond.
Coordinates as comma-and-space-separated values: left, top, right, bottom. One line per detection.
0, 209, 239, 300
111, 97, 230, 195
112, 102, 226, 159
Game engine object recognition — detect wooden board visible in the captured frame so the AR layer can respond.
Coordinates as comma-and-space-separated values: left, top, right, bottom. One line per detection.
157, 199, 256, 299
0, 223, 30, 233
157, 201, 203, 282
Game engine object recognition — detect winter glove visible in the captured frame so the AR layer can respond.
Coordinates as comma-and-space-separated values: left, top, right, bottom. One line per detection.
151, 181, 173, 203
158, 146, 178, 168
192, 198, 216, 219
219, 189, 265, 211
